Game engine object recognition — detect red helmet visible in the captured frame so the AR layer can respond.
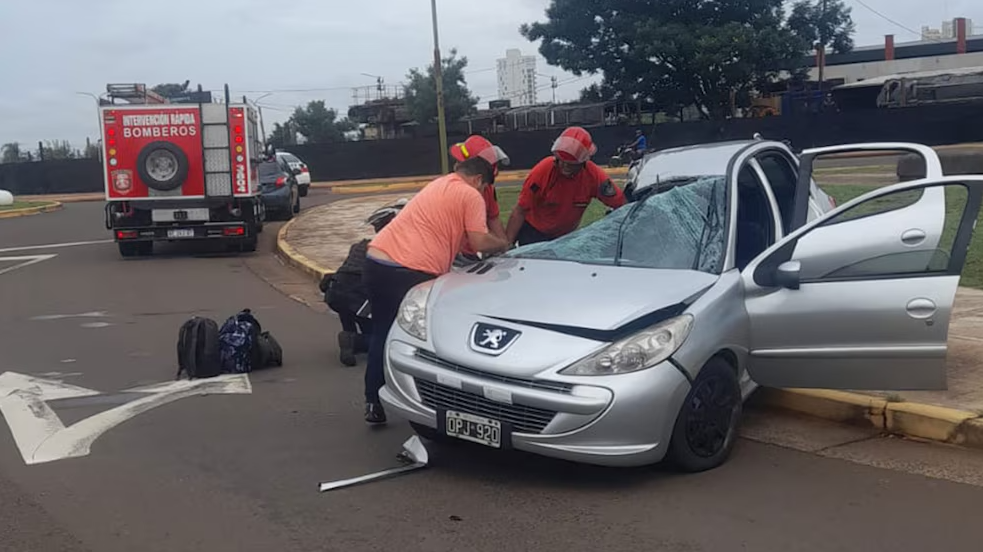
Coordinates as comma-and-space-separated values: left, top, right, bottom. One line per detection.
449, 135, 510, 174
551, 127, 597, 164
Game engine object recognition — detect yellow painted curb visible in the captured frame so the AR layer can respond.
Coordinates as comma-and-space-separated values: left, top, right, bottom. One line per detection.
0, 201, 63, 219
885, 401, 977, 444
757, 387, 983, 450
754, 388, 887, 429
275, 216, 334, 283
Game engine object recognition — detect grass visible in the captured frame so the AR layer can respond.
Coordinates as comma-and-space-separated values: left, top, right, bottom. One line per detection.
494, 183, 983, 289
0, 201, 47, 211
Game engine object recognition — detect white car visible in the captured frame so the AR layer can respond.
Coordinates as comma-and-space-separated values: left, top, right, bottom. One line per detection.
276, 151, 311, 197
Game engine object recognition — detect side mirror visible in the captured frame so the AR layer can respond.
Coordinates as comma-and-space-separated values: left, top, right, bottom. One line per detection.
775, 260, 802, 290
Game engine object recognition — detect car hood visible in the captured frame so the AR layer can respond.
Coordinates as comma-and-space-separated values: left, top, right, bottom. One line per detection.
423, 259, 717, 379
430, 258, 717, 332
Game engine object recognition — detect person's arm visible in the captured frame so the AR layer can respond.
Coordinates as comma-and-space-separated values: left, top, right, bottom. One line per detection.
484, 184, 508, 242
464, 190, 510, 255
591, 164, 627, 209
505, 207, 526, 245
488, 216, 507, 241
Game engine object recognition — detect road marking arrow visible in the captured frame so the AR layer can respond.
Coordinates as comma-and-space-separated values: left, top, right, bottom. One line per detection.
0, 372, 252, 465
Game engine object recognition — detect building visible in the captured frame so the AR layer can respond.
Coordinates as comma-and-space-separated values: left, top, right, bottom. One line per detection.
923, 18, 975, 41
496, 49, 538, 107
806, 18, 983, 85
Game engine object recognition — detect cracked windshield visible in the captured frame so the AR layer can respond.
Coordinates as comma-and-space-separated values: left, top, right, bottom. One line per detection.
2, 0, 983, 550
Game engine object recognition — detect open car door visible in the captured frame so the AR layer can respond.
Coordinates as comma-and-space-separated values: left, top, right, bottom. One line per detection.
742, 176, 983, 390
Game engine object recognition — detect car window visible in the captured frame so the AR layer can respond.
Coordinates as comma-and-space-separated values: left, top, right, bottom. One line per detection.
755, 152, 797, 233
258, 162, 282, 179
509, 176, 728, 274
794, 183, 967, 281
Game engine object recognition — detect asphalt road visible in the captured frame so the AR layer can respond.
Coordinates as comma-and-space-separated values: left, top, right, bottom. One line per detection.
4, 190, 983, 551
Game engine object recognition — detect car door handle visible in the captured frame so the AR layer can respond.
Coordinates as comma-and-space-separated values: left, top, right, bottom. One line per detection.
901, 229, 927, 246
906, 298, 937, 320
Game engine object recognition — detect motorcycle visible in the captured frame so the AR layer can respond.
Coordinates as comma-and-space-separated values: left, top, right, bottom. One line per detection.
608, 144, 637, 168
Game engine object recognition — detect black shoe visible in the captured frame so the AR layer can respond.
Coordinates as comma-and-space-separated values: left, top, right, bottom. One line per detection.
365, 402, 387, 425
338, 331, 357, 367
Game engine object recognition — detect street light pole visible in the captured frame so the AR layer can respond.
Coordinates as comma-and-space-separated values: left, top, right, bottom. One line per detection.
254, 92, 273, 147
431, 0, 449, 174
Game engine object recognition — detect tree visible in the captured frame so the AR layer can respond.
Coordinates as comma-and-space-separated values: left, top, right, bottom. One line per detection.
268, 122, 296, 149
83, 138, 101, 160
521, 0, 817, 119
403, 49, 479, 125
40, 140, 78, 160
152, 81, 192, 99
1, 142, 22, 163
289, 101, 355, 144
787, 0, 856, 55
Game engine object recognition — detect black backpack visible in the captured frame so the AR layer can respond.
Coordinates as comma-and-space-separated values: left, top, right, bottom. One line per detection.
176, 317, 223, 380
255, 331, 284, 368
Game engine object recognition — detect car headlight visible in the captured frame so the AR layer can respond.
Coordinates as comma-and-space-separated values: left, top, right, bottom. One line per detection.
397, 280, 435, 341
560, 314, 694, 376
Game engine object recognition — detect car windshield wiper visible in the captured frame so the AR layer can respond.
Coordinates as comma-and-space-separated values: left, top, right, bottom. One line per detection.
691, 181, 722, 271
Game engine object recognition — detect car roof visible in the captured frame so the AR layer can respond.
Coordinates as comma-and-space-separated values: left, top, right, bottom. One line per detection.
631, 140, 788, 191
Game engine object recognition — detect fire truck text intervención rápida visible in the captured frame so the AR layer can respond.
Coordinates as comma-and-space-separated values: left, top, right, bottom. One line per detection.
100, 83, 268, 257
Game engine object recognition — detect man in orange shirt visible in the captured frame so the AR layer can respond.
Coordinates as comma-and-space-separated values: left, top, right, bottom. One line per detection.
361, 145, 511, 424
506, 126, 627, 246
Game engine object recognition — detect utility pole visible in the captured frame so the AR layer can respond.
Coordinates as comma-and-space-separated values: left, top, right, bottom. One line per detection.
818, 0, 828, 88
431, 0, 449, 174
551, 76, 558, 104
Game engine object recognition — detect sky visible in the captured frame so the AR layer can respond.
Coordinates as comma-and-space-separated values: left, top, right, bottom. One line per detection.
0, 0, 980, 150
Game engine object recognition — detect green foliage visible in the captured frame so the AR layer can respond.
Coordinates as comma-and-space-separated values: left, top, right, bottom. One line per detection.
289, 101, 356, 144
1, 142, 23, 163
403, 49, 479, 124
787, 0, 856, 54
522, 0, 854, 119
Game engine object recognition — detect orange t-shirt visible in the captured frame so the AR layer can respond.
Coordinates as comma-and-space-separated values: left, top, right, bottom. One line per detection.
369, 173, 489, 275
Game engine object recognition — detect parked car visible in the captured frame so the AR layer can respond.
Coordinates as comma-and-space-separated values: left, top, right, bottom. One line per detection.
258, 157, 301, 221
378, 139, 981, 472
276, 151, 311, 197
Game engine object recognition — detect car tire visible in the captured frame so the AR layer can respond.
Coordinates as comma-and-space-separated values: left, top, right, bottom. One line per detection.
666, 357, 742, 473
299, 184, 309, 198
118, 241, 153, 258
292, 190, 301, 214
135, 141, 189, 192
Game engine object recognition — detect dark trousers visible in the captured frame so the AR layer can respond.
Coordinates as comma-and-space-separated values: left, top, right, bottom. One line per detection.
362, 258, 436, 402
516, 221, 554, 247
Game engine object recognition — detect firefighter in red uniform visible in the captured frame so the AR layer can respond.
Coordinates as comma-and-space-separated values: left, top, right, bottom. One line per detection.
505, 127, 627, 246
451, 136, 510, 259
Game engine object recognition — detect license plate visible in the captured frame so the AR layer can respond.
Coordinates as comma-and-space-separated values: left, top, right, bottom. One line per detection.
445, 411, 502, 448
167, 229, 195, 239
173, 210, 188, 221
153, 208, 209, 223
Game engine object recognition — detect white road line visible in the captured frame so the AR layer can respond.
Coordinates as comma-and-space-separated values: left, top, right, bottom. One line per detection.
0, 239, 113, 254
0, 254, 57, 276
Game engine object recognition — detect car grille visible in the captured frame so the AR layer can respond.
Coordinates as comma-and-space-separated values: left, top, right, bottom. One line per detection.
414, 350, 573, 394
415, 379, 557, 434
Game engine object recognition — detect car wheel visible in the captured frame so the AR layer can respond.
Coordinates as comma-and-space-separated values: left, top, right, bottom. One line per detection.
667, 357, 742, 473
299, 184, 309, 198
292, 189, 301, 214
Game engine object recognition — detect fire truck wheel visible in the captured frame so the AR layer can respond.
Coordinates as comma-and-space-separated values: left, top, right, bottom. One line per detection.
240, 235, 258, 253
136, 142, 189, 192
119, 241, 153, 258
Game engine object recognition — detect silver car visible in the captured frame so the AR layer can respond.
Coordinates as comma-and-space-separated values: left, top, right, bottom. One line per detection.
379, 139, 982, 471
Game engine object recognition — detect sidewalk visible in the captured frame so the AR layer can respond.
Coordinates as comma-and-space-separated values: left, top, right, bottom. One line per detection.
278, 193, 983, 449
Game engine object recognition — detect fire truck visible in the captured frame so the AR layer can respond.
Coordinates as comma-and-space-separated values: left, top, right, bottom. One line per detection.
100, 83, 268, 257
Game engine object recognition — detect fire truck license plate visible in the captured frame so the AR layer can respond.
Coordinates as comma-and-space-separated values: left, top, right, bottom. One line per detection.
167, 229, 195, 239
152, 209, 210, 223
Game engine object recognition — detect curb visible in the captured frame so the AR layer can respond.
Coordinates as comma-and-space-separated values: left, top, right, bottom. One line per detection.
754, 387, 983, 450
0, 201, 63, 220
275, 216, 333, 283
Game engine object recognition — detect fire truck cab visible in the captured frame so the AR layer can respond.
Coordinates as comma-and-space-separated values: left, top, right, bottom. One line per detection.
100, 83, 269, 257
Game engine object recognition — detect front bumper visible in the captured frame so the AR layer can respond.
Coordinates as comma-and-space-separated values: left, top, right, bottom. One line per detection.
380, 339, 692, 468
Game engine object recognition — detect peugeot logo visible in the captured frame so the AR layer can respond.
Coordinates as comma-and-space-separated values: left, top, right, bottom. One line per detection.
469, 323, 521, 356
